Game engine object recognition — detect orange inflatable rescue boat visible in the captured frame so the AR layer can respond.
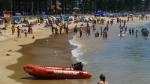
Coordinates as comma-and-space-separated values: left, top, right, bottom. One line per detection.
24, 62, 92, 79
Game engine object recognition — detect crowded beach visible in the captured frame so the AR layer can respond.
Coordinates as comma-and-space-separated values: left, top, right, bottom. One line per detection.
0, 10, 149, 84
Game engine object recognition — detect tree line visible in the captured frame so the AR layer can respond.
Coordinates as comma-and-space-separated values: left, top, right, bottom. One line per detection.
81, 0, 150, 12
0, 0, 150, 14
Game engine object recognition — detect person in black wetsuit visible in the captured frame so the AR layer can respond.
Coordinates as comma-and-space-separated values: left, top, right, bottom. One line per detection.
72, 62, 83, 71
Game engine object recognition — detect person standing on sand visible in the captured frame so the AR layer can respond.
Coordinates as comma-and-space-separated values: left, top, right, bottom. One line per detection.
17, 26, 21, 38
59, 24, 63, 34
28, 24, 30, 33
97, 74, 108, 84
24, 29, 27, 38
28, 24, 32, 34
11, 24, 15, 35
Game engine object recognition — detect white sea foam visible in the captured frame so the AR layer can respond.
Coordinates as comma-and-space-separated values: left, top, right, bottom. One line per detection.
69, 36, 87, 64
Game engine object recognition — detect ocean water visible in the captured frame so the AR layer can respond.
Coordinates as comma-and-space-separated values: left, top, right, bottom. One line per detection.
69, 21, 150, 84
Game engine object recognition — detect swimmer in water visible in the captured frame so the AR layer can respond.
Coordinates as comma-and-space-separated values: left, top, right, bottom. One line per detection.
97, 74, 108, 84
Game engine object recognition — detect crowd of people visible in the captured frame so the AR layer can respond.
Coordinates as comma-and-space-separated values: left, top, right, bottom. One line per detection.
0, 14, 149, 41
10, 24, 33, 38
71, 15, 149, 40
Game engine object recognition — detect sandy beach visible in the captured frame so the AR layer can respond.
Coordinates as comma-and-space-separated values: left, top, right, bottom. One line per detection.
0, 15, 149, 84
7, 33, 77, 84
0, 24, 52, 84
0, 20, 88, 84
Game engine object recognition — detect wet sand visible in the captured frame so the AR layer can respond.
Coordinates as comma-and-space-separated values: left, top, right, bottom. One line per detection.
7, 33, 86, 84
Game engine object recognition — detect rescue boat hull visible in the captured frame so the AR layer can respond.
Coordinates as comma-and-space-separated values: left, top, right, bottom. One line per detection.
24, 64, 92, 79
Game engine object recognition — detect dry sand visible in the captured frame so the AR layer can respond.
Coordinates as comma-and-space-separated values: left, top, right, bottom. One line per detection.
0, 22, 85, 84
0, 26, 53, 84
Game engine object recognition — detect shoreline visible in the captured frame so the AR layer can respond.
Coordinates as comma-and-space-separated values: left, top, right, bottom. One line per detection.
7, 30, 92, 84
0, 27, 52, 84
69, 35, 85, 64
7, 33, 76, 84
5, 22, 83, 84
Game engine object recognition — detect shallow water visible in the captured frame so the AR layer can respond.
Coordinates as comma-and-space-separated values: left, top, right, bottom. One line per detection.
70, 22, 150, 84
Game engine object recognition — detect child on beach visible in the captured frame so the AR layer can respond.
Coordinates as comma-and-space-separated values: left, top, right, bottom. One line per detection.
97, 74, 108, 84
11, 24, 15, 35
24, 29, 27, 38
